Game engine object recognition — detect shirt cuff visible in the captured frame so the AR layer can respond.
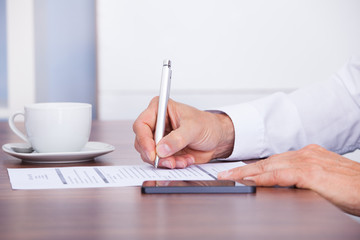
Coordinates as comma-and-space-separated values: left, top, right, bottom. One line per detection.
215, 103, 265, 160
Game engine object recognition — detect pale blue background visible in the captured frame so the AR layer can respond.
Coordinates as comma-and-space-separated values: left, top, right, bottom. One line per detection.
0, 0, 96, 118
0, 0, 7, 108
34, 0, 96, 118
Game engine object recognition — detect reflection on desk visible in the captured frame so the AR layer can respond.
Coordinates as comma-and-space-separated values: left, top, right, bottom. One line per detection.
0, 121, 359, 240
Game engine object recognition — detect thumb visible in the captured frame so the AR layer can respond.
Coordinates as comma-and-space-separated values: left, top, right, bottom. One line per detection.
156, 125, 196, 158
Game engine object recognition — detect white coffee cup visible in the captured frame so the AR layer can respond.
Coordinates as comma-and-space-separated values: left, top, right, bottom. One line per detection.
8, 102, 92, 153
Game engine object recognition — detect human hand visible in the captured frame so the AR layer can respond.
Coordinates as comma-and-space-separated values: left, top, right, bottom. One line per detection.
133, 97, 235, 169
218, 144, 360, 216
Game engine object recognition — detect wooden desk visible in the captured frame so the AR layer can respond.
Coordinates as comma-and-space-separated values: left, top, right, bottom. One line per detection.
0, 121, 359, 240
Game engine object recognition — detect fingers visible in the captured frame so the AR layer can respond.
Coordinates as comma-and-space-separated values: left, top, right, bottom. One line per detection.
134, 138, 155, 164
217, 151, 297, 180
135, 137, 195, 169
133, 128, 156, 163
157, 153, 195, 169
134, 97, 216, 168
218, 164, 306, 188
217, 145, 322, 182
218, 143, 360, 216
242, 169, 302, 187
156, 121, 199, 158
133, 97, 197, 169
133, 97, 159, 163
217, 150, 309, 187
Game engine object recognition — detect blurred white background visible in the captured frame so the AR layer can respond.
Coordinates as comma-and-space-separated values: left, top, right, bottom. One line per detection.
0, 0, 96, 119
1, 0, 360, 120
97, 0, 360, 119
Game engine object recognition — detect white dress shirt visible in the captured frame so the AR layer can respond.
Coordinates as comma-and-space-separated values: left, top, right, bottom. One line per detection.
218, 56, 360, 160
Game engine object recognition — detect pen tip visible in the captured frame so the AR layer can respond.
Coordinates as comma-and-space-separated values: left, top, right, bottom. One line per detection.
154, 156, 159, 168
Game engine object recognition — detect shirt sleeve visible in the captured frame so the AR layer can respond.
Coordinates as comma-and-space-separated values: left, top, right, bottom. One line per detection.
217, 55, 360, 160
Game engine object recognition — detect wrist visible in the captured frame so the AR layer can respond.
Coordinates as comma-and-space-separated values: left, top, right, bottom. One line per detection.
212, 112, 235, 159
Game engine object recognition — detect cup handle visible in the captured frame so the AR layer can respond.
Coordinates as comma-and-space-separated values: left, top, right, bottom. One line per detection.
8, 112, 29, 143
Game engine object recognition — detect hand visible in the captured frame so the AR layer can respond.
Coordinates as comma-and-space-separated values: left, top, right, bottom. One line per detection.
133, 97, 235, 169
218, 144, 360, 216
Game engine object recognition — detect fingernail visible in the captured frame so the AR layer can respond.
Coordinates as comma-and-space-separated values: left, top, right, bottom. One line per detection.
243, 176, 255, 181
161, 160, 173, 169
218, 170, 232, 179
157, 144, 171, 157
146, 151, 154, 161
186, 156, 195, 165
175, 161, 186, 169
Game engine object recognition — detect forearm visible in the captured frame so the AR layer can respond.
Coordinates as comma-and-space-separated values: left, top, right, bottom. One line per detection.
217, 56, 360, 159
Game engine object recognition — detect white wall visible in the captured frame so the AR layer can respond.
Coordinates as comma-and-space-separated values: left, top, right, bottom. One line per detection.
0, 0, 96, 120
0, 0, 36, 119
34, 0, 97, 118
0, 0, 7, 109
97, 0, 360, 120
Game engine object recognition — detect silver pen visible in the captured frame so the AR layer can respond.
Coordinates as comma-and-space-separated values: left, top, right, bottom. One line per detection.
154, 59, 172, 168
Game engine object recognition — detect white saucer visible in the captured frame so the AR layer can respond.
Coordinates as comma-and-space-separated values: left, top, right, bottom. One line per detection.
2, 142, 115, 164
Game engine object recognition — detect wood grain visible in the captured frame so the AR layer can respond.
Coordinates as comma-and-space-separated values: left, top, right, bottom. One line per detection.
0, 121, 359, 240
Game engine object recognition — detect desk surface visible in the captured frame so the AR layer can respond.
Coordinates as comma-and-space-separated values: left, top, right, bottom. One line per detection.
0, 121, 359, 240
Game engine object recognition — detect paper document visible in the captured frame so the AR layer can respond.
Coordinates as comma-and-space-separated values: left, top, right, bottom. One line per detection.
7, 161, 245, 190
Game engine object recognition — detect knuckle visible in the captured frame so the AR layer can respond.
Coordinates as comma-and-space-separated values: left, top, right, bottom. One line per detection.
133, 115, 148, 133
132, 121, 139, 133
256, 160, 268, 173
298, 144, 327, 162
304, 144, 323, 151
298, 145, 316, 157
167, 98, 175, 106
271, 169, 282, 182
150, 96, 159, 105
